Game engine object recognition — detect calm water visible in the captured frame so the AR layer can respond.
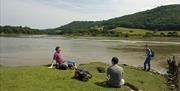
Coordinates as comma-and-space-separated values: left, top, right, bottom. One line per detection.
0, 35, 180, 73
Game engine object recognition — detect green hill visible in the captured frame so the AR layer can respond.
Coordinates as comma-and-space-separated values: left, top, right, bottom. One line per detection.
102, 4, 180, 31
2, 4, 179, 36
51, 4, 180, 36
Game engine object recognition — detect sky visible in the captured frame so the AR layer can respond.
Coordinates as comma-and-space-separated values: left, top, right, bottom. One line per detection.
0, 0, 180, 29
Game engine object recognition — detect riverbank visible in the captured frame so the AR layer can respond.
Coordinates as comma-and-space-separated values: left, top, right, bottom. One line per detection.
1, 35, 180, 74
0, 62, 169, 91
63, 36, 180, 42
1, 34, 180, 42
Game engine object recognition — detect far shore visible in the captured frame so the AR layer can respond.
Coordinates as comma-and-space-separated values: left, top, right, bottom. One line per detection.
1, 34, 180, 42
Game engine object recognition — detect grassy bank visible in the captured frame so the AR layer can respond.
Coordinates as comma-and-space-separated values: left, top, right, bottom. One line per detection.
60, 26, 180, 38
112, 27, 180, 36
0, 62, 168, 91
1, 33, 180, 42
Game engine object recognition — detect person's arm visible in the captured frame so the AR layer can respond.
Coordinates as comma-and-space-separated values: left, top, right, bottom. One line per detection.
48, 59, 55, 68
48, 53, 56, 68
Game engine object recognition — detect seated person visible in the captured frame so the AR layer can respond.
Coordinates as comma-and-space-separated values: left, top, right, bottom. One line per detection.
48, 46, 65, 68
107, 57, 125, 87
48, 46, 76, 69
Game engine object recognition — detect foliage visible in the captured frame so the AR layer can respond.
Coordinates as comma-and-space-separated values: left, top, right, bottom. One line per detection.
103, 4, 180, 31
47, 4, 180, 37
0, 25, 46, 34
144, 32, 154, 37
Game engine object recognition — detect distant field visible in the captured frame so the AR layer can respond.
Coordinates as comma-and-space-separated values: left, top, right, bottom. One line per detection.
112, 27, 180, 36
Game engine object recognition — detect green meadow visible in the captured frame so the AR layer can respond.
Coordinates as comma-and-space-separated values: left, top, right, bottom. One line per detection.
0, 62, 169, 91
112, 27, 180, 36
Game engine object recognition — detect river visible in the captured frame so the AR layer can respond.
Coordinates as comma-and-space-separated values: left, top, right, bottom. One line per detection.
0, 35, 180, 73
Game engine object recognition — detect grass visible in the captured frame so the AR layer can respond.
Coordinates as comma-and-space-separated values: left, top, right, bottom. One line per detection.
112, 27, 180, 36
0, 62, 168, 91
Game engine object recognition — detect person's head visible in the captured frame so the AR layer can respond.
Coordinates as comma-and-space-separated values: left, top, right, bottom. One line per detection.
145, 44, 148, 49
55, 46, 61, 52
173, 56, 175, 61
111, 57, 119, 65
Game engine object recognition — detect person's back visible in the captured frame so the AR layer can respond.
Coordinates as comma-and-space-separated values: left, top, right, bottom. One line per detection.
107, 57, 124, 87
107, 64, 124, 87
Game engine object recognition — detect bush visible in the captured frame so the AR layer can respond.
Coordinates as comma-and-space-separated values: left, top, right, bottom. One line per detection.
144, 32, 153, 37
124, 33, 129, 38
167, 32, 178, 37
129, 30, 133, 33
160, 32, 165, 37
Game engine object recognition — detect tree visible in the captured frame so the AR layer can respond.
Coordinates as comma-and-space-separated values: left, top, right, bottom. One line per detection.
124, 33, 129, 38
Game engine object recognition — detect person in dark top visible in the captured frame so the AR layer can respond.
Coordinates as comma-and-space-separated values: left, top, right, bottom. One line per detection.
144, 44, 154, 71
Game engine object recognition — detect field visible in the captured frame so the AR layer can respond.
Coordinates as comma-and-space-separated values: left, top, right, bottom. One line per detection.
0, 62, 169, 91
112, 27, 180, 36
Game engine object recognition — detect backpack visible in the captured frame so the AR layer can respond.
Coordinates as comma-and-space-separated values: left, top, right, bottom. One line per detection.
148, 48, 154, 57
150, 49, 154, 57
97, 67, 105, 73
75, 69, 92, 81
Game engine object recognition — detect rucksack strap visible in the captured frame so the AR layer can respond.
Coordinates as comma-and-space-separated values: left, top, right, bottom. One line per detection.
147, 48, 152, 56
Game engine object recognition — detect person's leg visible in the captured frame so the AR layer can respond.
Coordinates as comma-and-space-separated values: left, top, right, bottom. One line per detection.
67, 60, 76, 69
147, 60, 151, 71
147, 57, 152, 71
144, 59, 148, 71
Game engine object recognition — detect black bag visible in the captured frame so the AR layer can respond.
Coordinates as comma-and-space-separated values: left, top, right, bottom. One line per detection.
97, 67, 105, 73
75, 69, 92, 81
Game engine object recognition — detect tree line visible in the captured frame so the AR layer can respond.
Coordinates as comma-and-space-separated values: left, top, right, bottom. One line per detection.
0, 26, 46, 34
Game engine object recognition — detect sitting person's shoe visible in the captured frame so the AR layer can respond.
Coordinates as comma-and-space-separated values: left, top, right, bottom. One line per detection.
48, 66, 53, 68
